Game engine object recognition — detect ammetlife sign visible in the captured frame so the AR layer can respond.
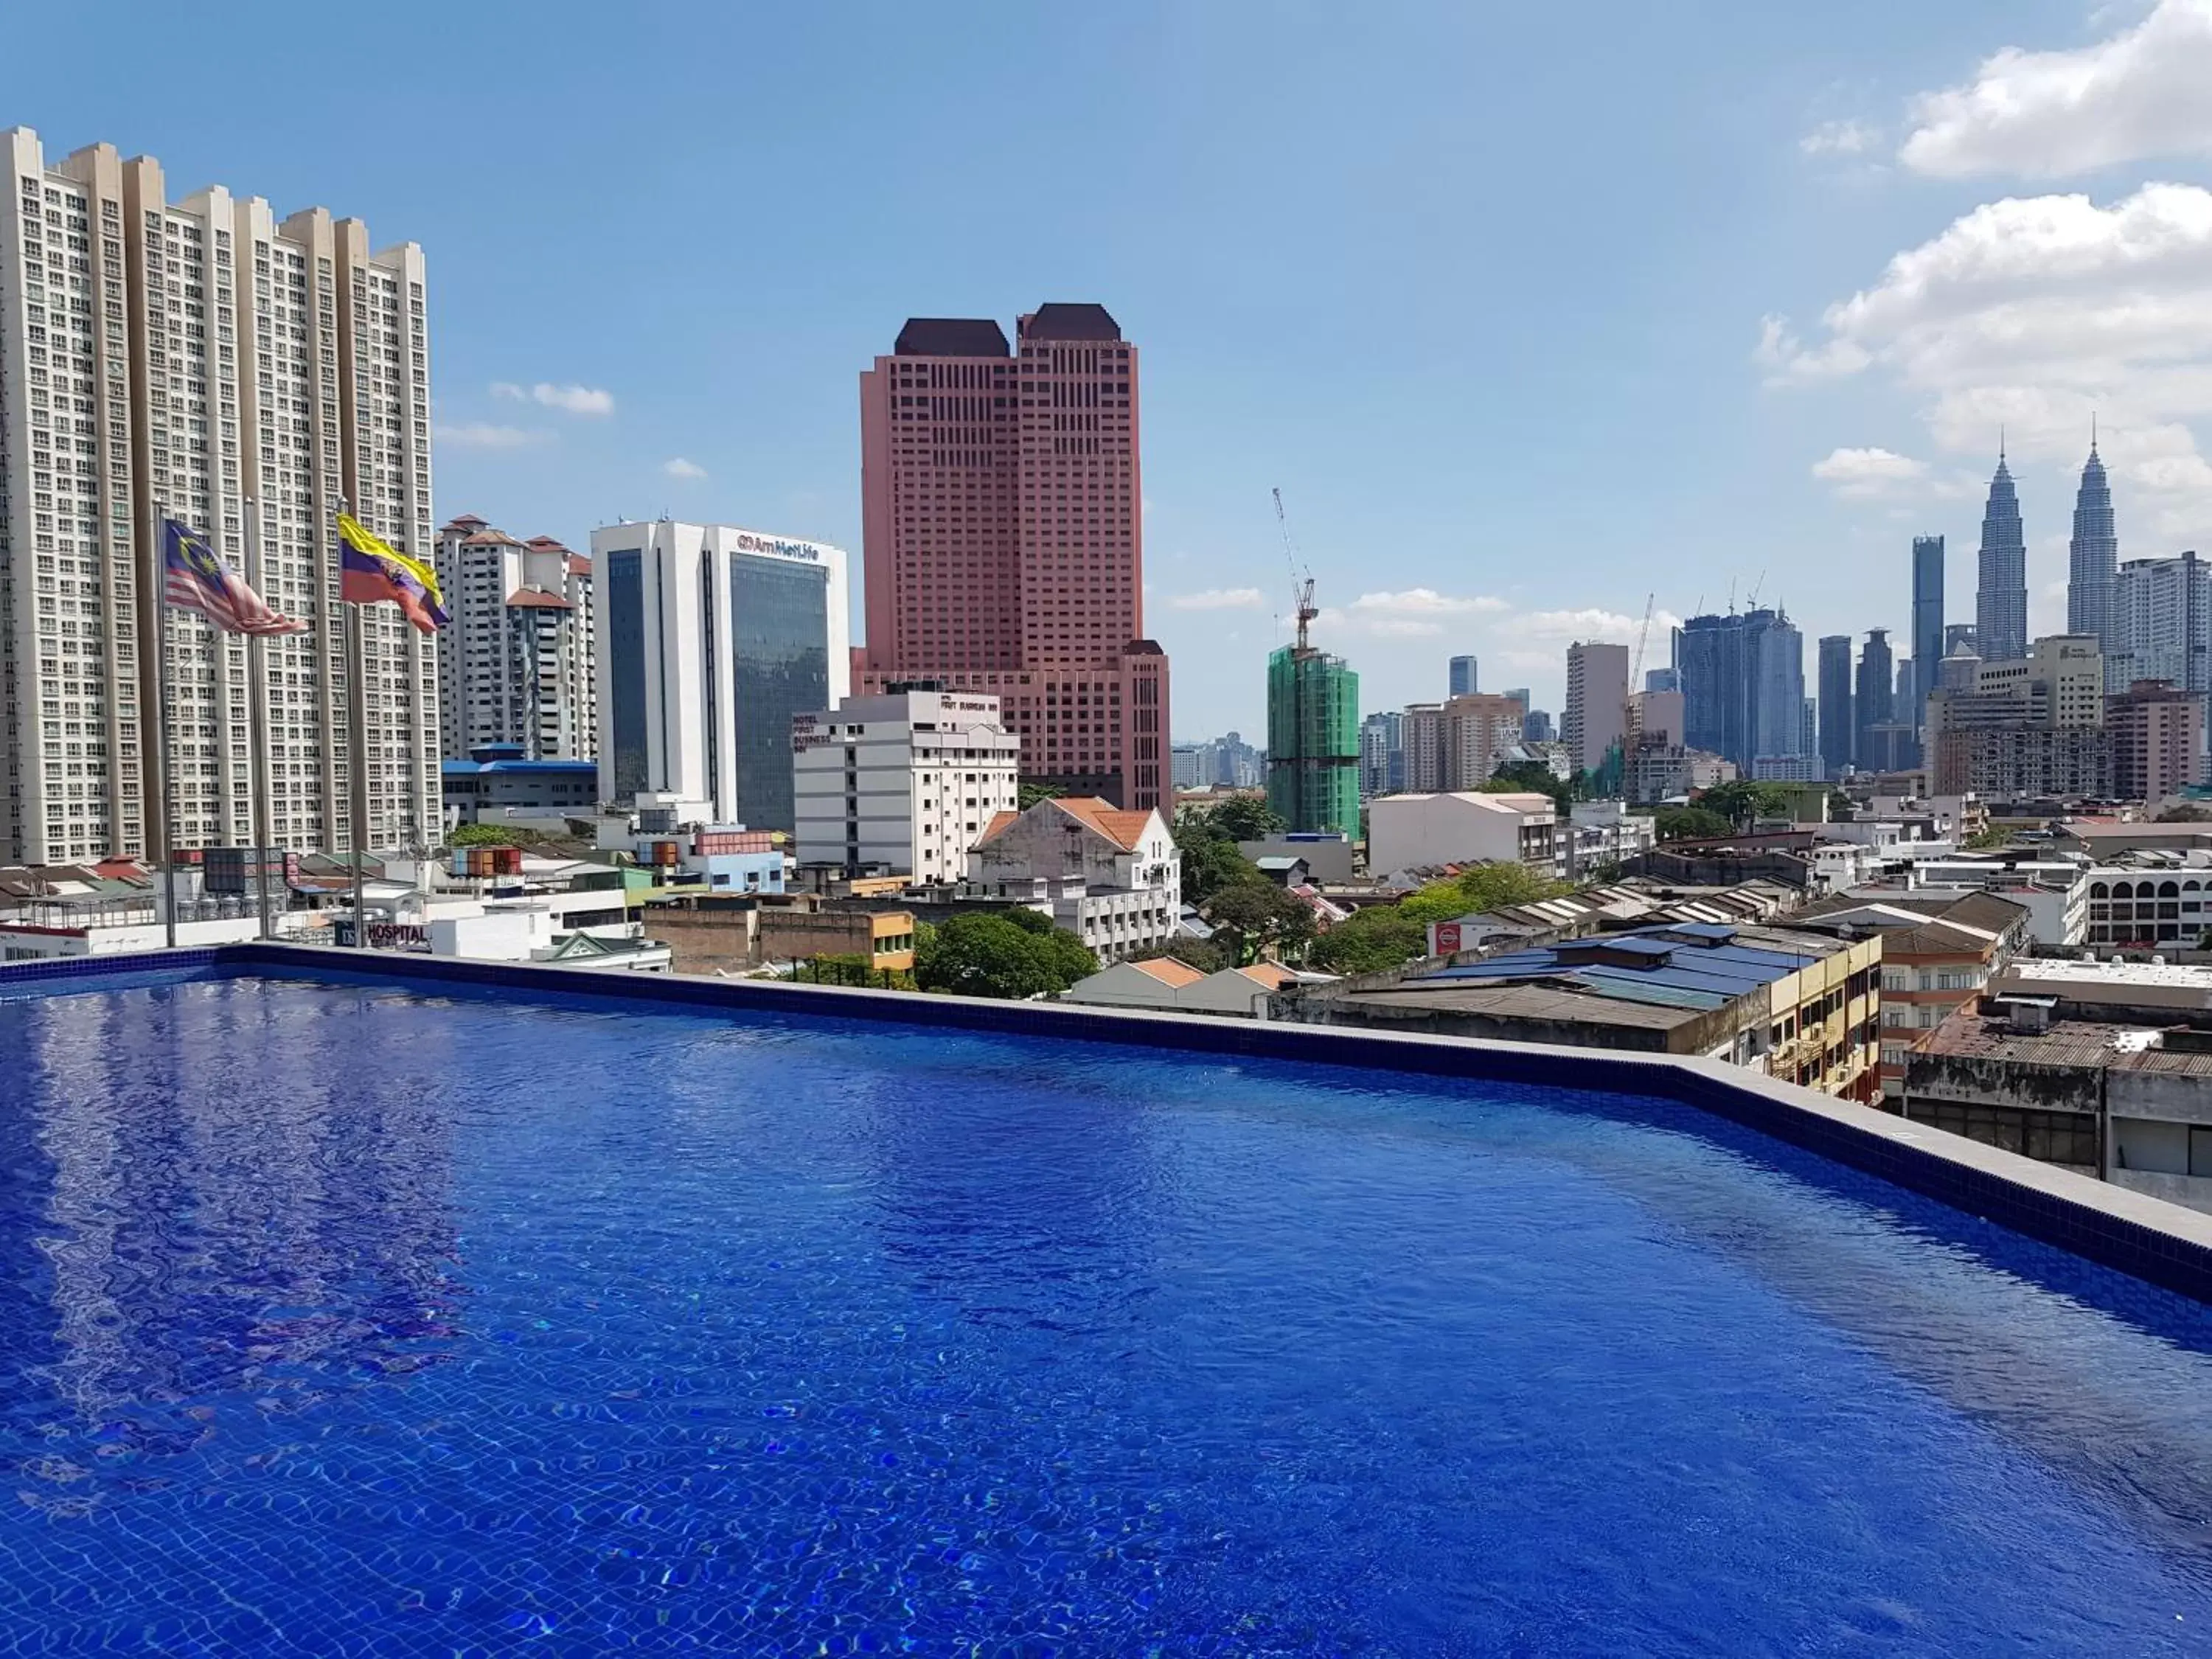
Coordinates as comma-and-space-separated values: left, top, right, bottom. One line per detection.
727, 529, 828, 564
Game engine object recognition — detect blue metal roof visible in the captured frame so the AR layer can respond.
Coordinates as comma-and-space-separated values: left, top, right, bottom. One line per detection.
1417, 929, 1824, 1006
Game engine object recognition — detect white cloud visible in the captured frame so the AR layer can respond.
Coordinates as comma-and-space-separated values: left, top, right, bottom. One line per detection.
1902, 1, 2212, 179
1168, 587, 1265, 611
1811, 445, 1928, 497
439, 422, 546, 450
1346, 588, 1509, 616
661, 456, 708, 480
1801, 119, 1878, 157
1763, 181, 2212, 540
493, 380, 616, 416
1517, 606, 1684, 646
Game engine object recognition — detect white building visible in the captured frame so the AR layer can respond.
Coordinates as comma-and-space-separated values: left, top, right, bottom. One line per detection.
968, 796, 1180, 961
589, 521, 850, 833
1368, 790, 1559, 883
0, 127, 439, 865
792, 688, 1019, 882
1566, 799, 1656, 872
434, 517, 595, 762
2108, 551, 2211, 693
1062, 957, 1329, 1017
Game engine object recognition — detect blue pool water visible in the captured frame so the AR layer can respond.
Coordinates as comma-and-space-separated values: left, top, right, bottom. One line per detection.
4, 976, 2212, 1655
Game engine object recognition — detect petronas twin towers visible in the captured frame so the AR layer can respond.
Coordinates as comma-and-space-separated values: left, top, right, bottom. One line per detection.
1968, 437, 2115, 668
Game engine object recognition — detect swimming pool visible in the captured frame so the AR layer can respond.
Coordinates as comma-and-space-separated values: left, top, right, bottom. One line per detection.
4, 970, 2211, 1654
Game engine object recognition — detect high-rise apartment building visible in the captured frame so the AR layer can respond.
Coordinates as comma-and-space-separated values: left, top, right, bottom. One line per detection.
2068, 438, 2118, 664
1522, 707, 1555, 744
1911, 535, 1944, 722
1562, 640, 1629, 776
1401, 694, 1525, 793
0, 128, 438, 865
433, 517, 594, 762
2108, 550, 2211, 695
1976, 452, 2028, 664
1817, 634, 1854, 776
1358, 710, 1405, 799
1645, 666, 1679, 694
1676, 609, 1803, 773
1447, 655, 1478, 698
2105, 679, 2205, 804
855, 305, 1166, 812
590, 521, 850, 832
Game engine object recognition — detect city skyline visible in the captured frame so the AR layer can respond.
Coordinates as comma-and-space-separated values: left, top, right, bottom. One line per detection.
11, 5, 2212, 737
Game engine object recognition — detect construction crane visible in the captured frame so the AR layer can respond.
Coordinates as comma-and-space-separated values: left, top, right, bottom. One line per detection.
1274, 486, 1316, 651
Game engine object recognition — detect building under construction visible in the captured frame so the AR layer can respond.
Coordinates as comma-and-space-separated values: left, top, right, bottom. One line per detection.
1265, 603, 1361, 836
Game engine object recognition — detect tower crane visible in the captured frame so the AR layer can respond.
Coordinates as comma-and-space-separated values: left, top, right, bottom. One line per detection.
1622, 591, 1657, 775
1274, 487, 1316, 651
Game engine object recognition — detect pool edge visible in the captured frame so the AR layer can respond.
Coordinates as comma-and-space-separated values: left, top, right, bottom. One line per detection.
15, 942, 2212, 1307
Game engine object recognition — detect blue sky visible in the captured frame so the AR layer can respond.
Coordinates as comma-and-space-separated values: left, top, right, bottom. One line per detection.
11, 1, 2212, 736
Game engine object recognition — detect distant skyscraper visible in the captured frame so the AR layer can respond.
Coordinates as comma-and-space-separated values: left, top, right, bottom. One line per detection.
434, 519, 596, 762
1855, 629, 1894, 764
1944, 622, 1978, 658
2069, 434, 2118, 667
1358, 711, 1405, 799
1645, 667, 1679, 694
1801, 697, 1818, 762
1895, 658, 1915, 709
1448, 655, 1478, 698
1501, 686, 1529, 711
1911, 535, 1944, 723
1818, 636, 1854, 776
1522, 708, 1555, 744
1677, 609, 1804, 772
1976, 451, 2028, 664
856, 305, 1166, 810
1562, 641, 1630, 776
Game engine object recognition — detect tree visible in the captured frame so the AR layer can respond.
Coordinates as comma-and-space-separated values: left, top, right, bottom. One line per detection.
1129, 937, 1229, 974
1205, 882, 1315, 965
1826, 789, 1855, 822
2155, 802, 2212, 824
1964, 824, 2011, 850
1017, 782, 1065, 812
1697, 779, 1794, 829
447, 822, 521, 848
1204, 794, 1287, 844
1397, 860, 1568, 926
1308, 905, 1425, 975
1654, 805, 1735, 842
1177, 825, 1264, 905
914, 911, 1096, 999
1484, 761, 1571, 815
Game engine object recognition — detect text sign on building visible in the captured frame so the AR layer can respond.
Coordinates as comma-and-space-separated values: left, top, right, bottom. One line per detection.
728, 531, 826, 564
1431, 922, 1462, 956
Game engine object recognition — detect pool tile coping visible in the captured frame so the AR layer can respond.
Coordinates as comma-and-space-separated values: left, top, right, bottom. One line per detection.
12, 942, 2212, 1306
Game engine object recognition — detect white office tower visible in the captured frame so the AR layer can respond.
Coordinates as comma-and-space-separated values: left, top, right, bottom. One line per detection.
0, 128, 438, 865
434, 517, 597, 760
793, 688, 1021, 880
590, 521, 850, 832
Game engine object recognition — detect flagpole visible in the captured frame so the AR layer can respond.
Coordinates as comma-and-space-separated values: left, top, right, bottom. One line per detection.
344, 499, 369, 948
245, 496, 274, 942
153, 503, 178, 951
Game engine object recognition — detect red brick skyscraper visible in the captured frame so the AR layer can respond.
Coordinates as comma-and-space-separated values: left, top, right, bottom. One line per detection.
858, 304, 1167, 811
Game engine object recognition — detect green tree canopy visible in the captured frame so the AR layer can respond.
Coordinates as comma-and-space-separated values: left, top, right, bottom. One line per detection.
1694, 779, 1795, 829
1017, 782, 1065, 812
1175, 821, 1265, 904
1203, 794, 1287, 844
1204, 881, 1315, 966
1129, 936, 1229, 975
1307, 905, 1425, 975
447, 823, 521, 848
1653, 804, 1735, 841
914, 911, 1099, 999
1396, 860, 1568, 927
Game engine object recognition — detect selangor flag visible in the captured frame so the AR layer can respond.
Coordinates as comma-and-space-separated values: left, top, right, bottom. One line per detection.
337, 512, 448, 634
163, 519, 309, 636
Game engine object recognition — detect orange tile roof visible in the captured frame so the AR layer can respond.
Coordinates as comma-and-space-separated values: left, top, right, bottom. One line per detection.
505, 588, 574, 609
1050, 796, 1153, 850
1130, 956, 1204, 987
975, 810, 1020, 844
1237, 963, 1298, 990
566, 554, 593, 577
463, 530, 525, 548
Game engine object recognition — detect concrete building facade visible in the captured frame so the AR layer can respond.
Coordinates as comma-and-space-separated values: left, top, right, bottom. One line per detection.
1562, 641, 1629, 777
2108, 549, 2212, 695
2107, 678, 2205, 804
589, 521, 850, 832
0, 127, 439, 864
969, 795, 1180, 961
1367, 790, 1558, 882
791, 687, 1019, 883
855, 306, 1167, 812
433, 517, 594, 762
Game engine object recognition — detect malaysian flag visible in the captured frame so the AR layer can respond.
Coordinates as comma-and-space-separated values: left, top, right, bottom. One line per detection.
163, 519, 308, 636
